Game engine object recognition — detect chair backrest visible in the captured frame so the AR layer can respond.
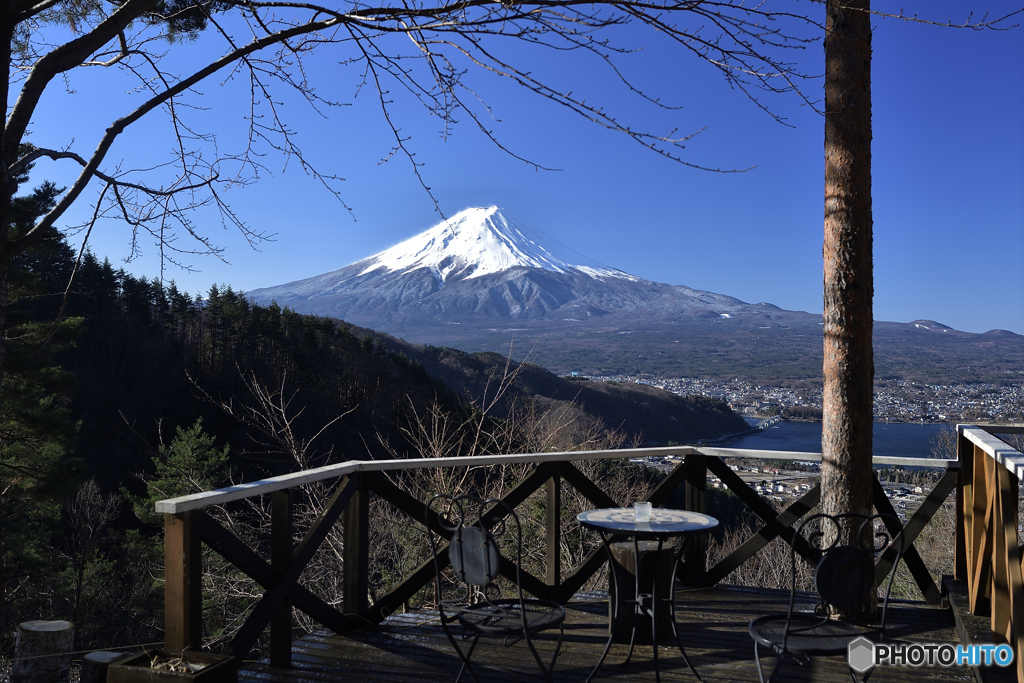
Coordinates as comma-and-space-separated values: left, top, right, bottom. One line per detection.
788, 512, 904, 624
427, 493, 523, 604
814, 542, 875, 611
450, 523, 501, 587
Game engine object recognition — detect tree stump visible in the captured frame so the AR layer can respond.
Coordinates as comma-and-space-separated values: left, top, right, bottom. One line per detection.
608, 541, 674, 643
11, 620, 75, 683
81, 651, 126, 683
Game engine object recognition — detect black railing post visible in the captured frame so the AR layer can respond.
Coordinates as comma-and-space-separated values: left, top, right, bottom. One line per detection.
344, 473, 370, 619
546, 464, 562, 598
271, 490, 293, 668
165, 511, 202, 651
683, 452, 708, 585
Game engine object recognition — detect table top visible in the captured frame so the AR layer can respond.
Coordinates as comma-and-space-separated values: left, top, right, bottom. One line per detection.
577, 507, 719, 538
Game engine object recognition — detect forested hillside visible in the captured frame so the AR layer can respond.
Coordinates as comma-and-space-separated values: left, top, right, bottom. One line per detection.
4, 231, 474, 650
1, 232, 746, 653
403, 347, 748, 445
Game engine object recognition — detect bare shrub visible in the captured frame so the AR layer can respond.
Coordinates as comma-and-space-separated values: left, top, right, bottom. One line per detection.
376, 392, 651, 606
165, 350, 661, 641
371, 350, 655, 604
707, 517, 815, 592
887, 499, 957, 602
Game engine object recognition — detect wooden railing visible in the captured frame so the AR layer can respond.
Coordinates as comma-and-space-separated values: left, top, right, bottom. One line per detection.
956, 424, 1024, 681
158, 443, 961, 668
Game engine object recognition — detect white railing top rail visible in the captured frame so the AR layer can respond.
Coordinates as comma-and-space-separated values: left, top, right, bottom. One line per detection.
155, 445, 695, 514
959, 424, 1024, 479
155, 444, 959, 515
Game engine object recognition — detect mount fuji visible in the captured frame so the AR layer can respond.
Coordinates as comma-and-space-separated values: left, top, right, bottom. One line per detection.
248, 206, 792, 327
349, 205, 640, 284
247, 206, 1023, 381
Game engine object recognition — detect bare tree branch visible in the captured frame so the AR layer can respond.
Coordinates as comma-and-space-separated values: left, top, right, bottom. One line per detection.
4, 0, 1017, 273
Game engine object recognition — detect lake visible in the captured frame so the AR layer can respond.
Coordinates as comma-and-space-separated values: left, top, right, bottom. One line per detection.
725, 419, 952, 459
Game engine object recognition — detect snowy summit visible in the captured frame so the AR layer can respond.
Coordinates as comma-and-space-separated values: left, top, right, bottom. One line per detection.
360, 206, 640, 285
247, 204, 760, 329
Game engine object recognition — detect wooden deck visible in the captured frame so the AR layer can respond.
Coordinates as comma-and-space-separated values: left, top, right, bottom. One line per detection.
238, 586, 976, 682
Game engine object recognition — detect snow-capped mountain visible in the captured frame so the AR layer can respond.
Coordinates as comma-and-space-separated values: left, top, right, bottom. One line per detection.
246, 205, 786, 330
245, 206, 1022, 381
358, 206, 641, 284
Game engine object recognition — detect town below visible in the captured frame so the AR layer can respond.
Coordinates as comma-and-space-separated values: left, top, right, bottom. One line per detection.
578, 374, 1022, 424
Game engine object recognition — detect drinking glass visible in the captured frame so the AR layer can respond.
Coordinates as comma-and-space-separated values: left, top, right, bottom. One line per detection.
633, 501, 652, 522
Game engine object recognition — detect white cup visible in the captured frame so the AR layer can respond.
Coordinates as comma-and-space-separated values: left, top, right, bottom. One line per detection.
633, 501, 652, 522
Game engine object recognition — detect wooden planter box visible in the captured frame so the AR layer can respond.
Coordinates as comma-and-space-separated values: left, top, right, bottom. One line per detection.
107, 651, 237, 683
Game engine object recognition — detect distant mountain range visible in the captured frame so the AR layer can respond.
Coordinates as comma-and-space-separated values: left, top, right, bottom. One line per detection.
247, 207, 1024, 383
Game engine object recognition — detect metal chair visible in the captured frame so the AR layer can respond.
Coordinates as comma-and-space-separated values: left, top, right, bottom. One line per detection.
426, 492, 566, 683
747, 513, 904, 683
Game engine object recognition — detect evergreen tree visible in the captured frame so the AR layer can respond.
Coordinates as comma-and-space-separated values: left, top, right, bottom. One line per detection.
0, 158, 82, 644
129, 418, 230, 526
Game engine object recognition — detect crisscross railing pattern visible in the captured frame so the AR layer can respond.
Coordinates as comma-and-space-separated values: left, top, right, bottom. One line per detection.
158, 444, 961, 669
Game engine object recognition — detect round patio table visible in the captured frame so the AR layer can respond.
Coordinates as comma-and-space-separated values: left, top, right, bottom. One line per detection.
577, 507, 719, 683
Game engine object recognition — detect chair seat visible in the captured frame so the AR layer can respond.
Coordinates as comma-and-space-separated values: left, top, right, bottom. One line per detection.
457, 599, 566, 637
749, 613, 875, 656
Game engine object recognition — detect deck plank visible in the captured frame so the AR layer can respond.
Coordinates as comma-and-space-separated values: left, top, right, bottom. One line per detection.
239, 586, 976, 682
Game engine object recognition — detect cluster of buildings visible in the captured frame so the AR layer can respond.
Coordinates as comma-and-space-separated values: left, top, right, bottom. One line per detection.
584, 374, 1023, 423
633, 458, 929, 520
710, 467, 816, 498
870, 380, 1024, 422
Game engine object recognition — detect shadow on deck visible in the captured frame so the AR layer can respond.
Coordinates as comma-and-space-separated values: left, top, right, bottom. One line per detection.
238, 586, 975, 682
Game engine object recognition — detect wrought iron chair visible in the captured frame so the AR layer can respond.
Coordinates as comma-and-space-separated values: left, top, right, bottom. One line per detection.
747, 512, 904, 683
426, 492, 566, 683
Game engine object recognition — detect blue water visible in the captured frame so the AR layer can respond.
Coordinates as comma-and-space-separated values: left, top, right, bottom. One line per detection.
726, 420, 951, 459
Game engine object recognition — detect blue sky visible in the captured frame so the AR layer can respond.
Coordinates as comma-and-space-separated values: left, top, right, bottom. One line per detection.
30, 2, 1024, 335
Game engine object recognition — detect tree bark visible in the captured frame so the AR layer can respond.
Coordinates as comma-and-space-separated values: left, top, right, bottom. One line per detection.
11, 620, 75, 683
821, 0, 874, 553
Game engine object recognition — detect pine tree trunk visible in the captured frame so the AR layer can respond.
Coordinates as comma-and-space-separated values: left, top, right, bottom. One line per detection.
0, 203, 10, 653
821, 0, 874, 609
